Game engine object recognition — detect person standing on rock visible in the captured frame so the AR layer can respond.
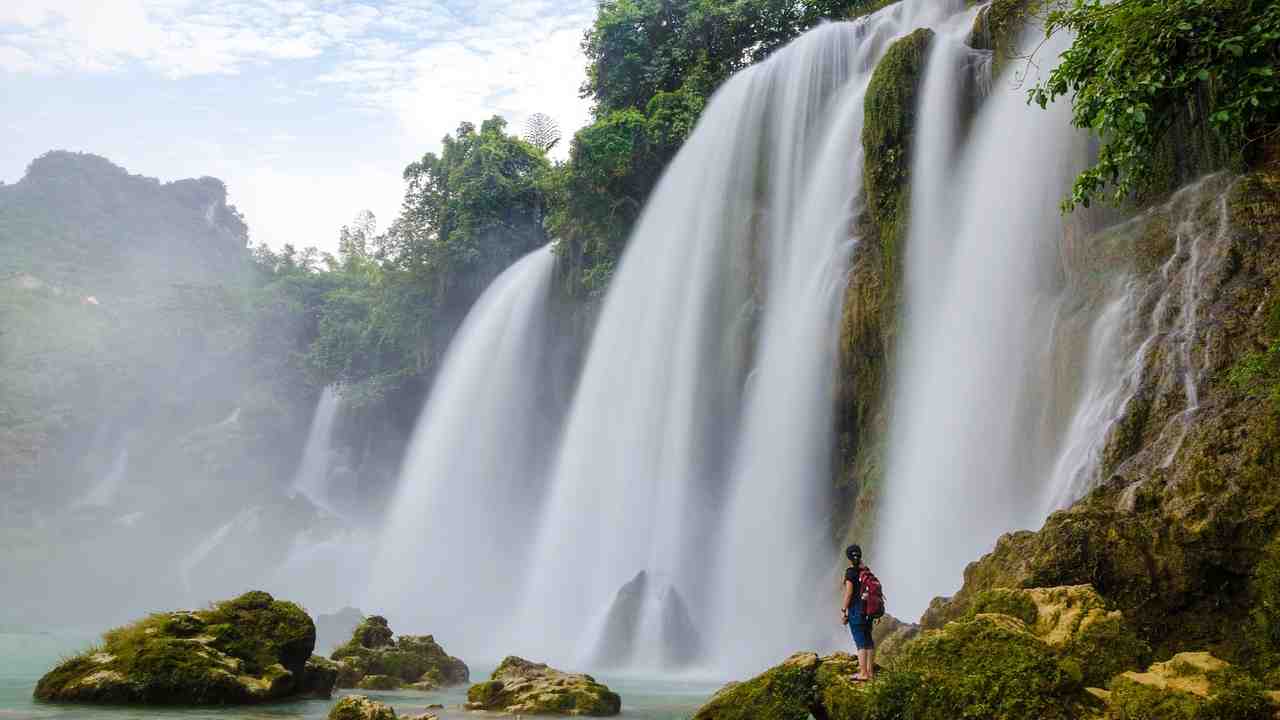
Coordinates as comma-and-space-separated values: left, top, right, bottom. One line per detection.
841, 544, 877, 681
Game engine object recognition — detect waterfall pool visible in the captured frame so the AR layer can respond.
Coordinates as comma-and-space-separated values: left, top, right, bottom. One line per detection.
0, 629, 719, 720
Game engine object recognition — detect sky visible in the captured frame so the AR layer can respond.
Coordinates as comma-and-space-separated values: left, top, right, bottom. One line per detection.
0, 0, 596, 253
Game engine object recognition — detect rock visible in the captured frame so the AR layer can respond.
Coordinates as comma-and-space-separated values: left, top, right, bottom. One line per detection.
328, 695, 398, 720
331, 616, 468, 690
464, 656, 621, 716
33, 590, 316, 705
299, 655, 340, 698
692, 651, 824, 720
591, 570, 648, 667
316, 607, 364, 654
870, 614, 920, 665
694, 607, 1118, 720
658, 585, 702, 668
358, 674, 402, 690
1106, 652, 1273, 719
967, 585, 1150, 686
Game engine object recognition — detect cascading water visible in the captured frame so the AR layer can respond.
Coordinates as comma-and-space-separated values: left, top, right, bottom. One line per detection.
514, 0, 964, 675
78, 446, 129, 508
292, 385, 342, 514
365, 245, 559, 657
876, 14, 1099, 618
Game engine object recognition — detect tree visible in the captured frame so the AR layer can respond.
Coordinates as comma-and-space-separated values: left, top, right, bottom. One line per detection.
524, 113, 562, 152
1031, 0, 1280, 208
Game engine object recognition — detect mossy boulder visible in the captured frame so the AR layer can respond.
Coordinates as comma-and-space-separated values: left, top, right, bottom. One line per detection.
967, 0, 1041, 80
692, 652, 825, 720
328, 694, 399, 720
330, 616, 468, 691
1104, 652, 1273, 720
33, 590, 322, 705
300, 655, 341, 698
464, 656, 620, 716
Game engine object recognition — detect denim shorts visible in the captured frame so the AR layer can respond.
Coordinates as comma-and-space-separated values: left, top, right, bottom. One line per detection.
848, 618, 875, 650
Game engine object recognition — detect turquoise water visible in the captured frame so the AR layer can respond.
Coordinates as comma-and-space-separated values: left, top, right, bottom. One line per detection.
0, 631, 716, 719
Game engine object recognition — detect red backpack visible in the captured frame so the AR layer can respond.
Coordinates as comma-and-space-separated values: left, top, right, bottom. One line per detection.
859, 567, 886, 620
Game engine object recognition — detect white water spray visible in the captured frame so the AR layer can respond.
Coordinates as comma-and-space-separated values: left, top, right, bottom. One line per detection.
366, 246, 558, 655
292, 385, 342, 514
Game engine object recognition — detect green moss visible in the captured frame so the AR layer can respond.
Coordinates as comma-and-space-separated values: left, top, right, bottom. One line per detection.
356, 674, 401, 690
33, 591, 317, 705
327, 695, 398, 720
885, 615, 1086, 720
862, 28, 933, 283
1063, 612, 1151, 688
970, 589, 1040, 625
691, 654, 818, 720
1108, 668, 1271, 720
330, 618, 467, 690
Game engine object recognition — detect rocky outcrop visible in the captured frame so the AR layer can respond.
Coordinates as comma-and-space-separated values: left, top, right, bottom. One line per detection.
695, 586, 1153, 720
591, 571, 647, 667
464, 656, 621, 716
833, 27, 936, 548
33, 590, 327, 705
300, 655, 341, 698
330, 616, 468, 691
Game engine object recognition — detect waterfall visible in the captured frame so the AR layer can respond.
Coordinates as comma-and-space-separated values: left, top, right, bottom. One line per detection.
292, 385, 342, 514
78, 446, 129, 508
365, 245, 559, 657
514, 0, 964, 675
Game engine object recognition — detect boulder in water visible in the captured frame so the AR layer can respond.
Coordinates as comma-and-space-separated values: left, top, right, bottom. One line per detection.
330, 615, 468, 690
328, 695, 399, 720
299, 655, 341, 698
591, 570, 648, 667
464, 656, 621, 716
33, 590, 322, 705
659, 585, 702, 668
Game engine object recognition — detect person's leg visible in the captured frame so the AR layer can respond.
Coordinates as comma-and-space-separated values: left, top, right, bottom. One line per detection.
866, 646, 876, 679
856, 648, 870, 680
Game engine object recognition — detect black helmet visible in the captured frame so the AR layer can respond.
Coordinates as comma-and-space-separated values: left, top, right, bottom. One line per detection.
845, 544, 862, 563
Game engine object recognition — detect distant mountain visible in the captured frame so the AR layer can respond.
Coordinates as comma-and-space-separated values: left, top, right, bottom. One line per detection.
0, 151, 251, 294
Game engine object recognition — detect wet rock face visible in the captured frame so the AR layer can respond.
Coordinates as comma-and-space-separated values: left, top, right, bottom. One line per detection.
464, 656, 621, 716
330, 616, 468, 691
591, 570, 648, 667
33, 590, 324, 705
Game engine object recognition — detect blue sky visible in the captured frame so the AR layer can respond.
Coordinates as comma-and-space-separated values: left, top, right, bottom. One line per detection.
0, 0, 596, 252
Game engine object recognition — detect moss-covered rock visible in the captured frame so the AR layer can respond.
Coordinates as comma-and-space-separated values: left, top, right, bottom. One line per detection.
330, 616, 468, 691
834, 26, 936, 548
33, 590, 321, 705
1106, 653, 1273, 720
692, 652, 822, 720
299, 655, 341, 699
464, 656, 620, 716
328, 694, 399, 720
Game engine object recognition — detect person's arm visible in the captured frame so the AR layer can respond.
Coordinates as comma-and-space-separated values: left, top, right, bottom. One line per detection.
841, 579, 853, 623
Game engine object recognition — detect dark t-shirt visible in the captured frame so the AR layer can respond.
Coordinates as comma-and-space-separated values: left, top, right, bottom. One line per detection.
845, 566, 865, 622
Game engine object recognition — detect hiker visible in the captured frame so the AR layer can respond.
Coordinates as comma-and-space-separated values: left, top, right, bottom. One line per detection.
841, 543, 882, 681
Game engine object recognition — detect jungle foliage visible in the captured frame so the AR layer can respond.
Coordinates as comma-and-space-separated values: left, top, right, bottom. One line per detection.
1032, 0, 1280, 209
